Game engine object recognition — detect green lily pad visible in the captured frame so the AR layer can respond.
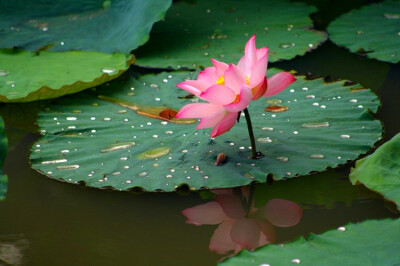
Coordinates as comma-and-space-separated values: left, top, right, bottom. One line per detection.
0, 49, 134, 102
219, 218, 400, 265
0, 0, 172, 54
0, 117, 7, 201
30, 70, 381, 192
328, 0, 400, 64
135, 0, 327, 68
350, 133, 400, 210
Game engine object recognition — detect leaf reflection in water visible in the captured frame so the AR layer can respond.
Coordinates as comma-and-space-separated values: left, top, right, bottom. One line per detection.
182, 187, 302, 255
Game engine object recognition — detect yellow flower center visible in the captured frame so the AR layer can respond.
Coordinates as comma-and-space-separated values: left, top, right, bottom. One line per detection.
245, 75, 250, 85
216, 75, 225, 85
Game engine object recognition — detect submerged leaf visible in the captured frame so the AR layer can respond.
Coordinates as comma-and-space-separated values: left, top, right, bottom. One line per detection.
0, 49, 134, 102
30, 70, 381, 192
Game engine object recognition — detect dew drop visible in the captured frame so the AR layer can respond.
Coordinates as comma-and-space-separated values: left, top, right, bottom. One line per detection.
120, 157, 128, 161
91, 129, 96, 133
310, 154, 324, 159
338, 226, 346, 232
42, 159, 68, 164
56, 165, 80, 170
340, 134, 351, 139
289, 89, 295, 93
139, 172, 147, 177
266, 99, 282, 105
265, 105, 289, 113
301, 122, 329, 128
162, 79, 168, 83
165, 131, 173, 135
101, 68, 117, 74
67, 126, 76, 129
150, 84, 159, 89
118, 110, 127, 114
61, 150, 70, 153
182, 150, 188, 153
112, 172, 121, 176
320, 105, 326, 109
277, 157, 289, 162
357, 105, 364, 108
302, 87, 308, 91
384, 13, 400, 19
305, 95, 315, 99
125, 180, 132, 184
291, 258, 301, 264
350, 99, 358, 103
0, 70, 9, 77
257, 137, 272, 143
166, 174, 172, 178
139, 147, 170, 159
66, 117, 77, 121
101, 142, 135, 153
152, 135, 158, 138
262, 127, 274, 131
103, 117, 111, 121
90, 117, 96, 121
312, 102, 319, 106
280, 43, 295, 48
239, 146, 245, 150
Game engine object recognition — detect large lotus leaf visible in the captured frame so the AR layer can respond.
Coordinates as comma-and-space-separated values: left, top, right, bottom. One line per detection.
219, 218, 400, 265
0, 117, 7, 201
135, 0, 327, 68
328, 0, 400, 64
30, 70, 381, 192
350, 133, 400, 210
0, 0, 172, 54
0, 49, 134, 102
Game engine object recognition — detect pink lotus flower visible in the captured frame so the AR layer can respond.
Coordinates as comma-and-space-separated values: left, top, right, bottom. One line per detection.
175, 35, 296, 138
182, 188, 302, 255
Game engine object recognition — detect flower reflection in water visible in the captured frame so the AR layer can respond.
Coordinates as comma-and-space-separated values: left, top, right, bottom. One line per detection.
182, 187, 302, 255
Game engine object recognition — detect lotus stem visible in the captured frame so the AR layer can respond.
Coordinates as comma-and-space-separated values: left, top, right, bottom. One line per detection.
243, 108, 257, 159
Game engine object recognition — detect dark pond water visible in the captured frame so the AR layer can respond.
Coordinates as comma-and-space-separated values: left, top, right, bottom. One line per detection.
1, 0, 399, 265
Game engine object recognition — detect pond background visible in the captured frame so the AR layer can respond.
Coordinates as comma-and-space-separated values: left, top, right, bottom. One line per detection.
1, 0, 400, 265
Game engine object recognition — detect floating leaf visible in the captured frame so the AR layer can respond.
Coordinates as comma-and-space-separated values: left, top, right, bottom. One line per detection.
0, 0, 172, 54
0, 49, 134, 102
135, 0, 327, 68
0, 117, 7, 201
219, 218, 400, 265
328, 0, 400, 64
31, 70, 381, 192
350, 133, 400, 210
